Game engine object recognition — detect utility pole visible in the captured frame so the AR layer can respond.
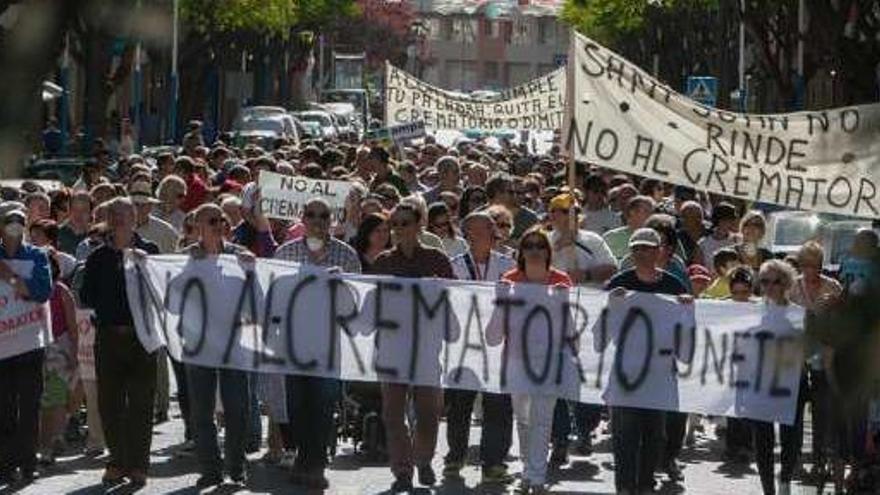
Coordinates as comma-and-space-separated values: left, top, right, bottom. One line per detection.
169, 0, 179, 143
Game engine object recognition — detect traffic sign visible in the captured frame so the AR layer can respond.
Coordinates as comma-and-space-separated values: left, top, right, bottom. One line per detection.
686, 76, 718, 107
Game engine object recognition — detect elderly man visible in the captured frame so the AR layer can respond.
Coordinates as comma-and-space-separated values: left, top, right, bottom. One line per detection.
0, 208, 52, 485
274, 198, 361, 490
443, 212, 515, 484
371, 202, 455, 493
422, 156, 461, 205
80, 197, 159, 488
182, 203, 254, 488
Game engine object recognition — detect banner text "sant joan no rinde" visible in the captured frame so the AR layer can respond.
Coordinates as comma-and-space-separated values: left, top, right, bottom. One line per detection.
565, 32, 880, 219
126, 255, 804, 424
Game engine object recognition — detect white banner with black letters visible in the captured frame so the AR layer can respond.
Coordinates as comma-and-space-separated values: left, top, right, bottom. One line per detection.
565, 32, 880, 218
126, 255, 805, 424
258, 170, 353, 222
385, 63, 566, 131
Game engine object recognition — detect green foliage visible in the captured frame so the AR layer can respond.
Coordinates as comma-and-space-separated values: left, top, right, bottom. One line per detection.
180, 0, 356, 38
561, 0, 719, 44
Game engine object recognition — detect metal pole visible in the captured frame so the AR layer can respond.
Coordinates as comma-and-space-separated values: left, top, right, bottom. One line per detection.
169, 0, 179, 143
60, 33, 70, 154
738, 0, 745, 91
797, 0, 805, 78
133, 0, 142, 150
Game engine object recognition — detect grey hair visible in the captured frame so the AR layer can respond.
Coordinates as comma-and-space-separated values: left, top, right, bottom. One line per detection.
758, 259, 796, 292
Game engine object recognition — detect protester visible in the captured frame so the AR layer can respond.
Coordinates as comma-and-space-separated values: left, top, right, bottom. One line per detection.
605, 227, 691, 494
485, 173, 538, 240
735, 211, 773, 271
547, 192, 617, 285
352, 212, 391, 271
57, 191, 92, 256
154, 175, 187, 232
275, 198, 361, 489
749, 259, 806, 495
427, 201, 468, 257
580, 173, 620, 234
423, 156, 460, 205
38, 257, 78, 465
79, 197, 159, 488
698, 202, 740, 273
443, 212, 515, 484
603, 195, 655, 260
0, 208, 53, 485
370, 202, 454, 492
500, 226, 572, 494
176, 204, 253, 487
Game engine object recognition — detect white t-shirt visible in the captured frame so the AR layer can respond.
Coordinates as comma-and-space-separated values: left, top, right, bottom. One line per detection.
581, 207, 621, 235
450, 250, 516, 282
550, 229, 617, 276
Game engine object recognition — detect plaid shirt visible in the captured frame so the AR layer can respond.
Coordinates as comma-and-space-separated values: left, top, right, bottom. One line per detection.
273, 237, 362, 274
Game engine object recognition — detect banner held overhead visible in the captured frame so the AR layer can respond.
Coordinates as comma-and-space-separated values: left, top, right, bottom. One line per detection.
565, 32, 880, 219
385, 63, 566, 131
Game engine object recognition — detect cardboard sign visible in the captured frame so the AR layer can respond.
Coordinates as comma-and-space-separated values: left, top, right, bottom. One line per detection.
258, 171, 353, 222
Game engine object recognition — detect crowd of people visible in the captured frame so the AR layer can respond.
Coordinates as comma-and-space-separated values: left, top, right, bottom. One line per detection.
0, 124, 879, 494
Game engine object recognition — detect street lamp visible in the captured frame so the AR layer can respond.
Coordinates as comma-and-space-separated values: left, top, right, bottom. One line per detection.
830, 69, 838, 107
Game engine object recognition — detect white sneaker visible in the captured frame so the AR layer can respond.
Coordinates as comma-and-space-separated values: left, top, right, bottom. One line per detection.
777, 481, 791, 495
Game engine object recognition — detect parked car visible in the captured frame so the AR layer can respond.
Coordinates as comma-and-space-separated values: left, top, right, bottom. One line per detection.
319, 102, 361, 140
763, 211, 827, 258
320, 89, 370, 130
230, 113, 299, 149
23, 156, 88, 186
293, 111, 338, 140
819, 220, 873, 274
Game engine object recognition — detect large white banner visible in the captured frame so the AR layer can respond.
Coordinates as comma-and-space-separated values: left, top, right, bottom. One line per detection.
126, 255, 804, 424
0, 261, 52, 360
565, 32, 880, 218
258, 171, 353, 222
385, 64, 566, 131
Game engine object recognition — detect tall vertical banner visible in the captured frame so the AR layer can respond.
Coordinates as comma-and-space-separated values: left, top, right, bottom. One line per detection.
565, 32, 880, 219
385, 63, 566, 131
0, 261, 52, 360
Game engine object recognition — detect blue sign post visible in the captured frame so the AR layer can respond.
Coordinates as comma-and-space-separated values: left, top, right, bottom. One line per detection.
686, 76, 718, 108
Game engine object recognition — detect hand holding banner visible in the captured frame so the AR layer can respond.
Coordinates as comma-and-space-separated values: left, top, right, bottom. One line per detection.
126, 255, 805, 424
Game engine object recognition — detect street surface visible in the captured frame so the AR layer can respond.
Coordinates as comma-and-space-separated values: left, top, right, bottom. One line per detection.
2, 374, 835, 495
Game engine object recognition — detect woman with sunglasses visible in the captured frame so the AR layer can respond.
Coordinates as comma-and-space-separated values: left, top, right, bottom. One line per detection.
750, 259, 806, 495
427, 202, 468, 258
154, 175, 187, 233
500, 226, 572, 494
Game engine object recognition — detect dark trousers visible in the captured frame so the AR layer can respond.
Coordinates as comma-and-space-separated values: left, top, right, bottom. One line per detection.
187, 365, 250, 478
95, 327, 157, 472
663, 412, 688, 465
0, 350, 44, 475
286, 376, 339, 471
807, 368, 832, 466
169, 357, 192, 441
726, 418, 753, 453
611, 406, 665, 492
751, 372, 807, 494
552, 400, 602, 448
444, 390, 512, 468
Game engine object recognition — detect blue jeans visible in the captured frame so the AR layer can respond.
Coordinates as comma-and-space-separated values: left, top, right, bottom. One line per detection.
611, 406, 665, 492
286, 376, 340, 470
187, 365, 250, 477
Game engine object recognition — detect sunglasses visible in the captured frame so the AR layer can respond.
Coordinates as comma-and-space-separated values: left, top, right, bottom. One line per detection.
521, 241, 548, 252
304, 211, 331, 220
759, 278, 783, 286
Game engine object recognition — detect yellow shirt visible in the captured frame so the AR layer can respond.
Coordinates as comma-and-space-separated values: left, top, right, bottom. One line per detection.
701, 276, 731, 299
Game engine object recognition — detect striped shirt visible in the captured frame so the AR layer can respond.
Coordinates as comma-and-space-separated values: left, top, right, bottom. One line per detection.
274, 237, 361, 274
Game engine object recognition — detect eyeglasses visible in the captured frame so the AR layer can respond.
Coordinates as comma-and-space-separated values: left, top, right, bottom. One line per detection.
495, 221, 512, 229
205, 217, 224, 226
759, 278, 784, 286
521, 241, 548, 252
304, 211, 330, 220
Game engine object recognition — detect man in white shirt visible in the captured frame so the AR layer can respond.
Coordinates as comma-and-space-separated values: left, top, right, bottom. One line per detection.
129, 181, 179, 255
444, 212, 516, 484
548, 193, 617, 285
580, 174, 621, 235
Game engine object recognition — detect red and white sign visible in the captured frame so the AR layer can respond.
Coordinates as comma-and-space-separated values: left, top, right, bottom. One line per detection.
0, 261, 52, 360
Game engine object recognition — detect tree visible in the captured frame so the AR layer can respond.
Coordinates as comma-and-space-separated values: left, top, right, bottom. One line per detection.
561, 0, 880, 110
